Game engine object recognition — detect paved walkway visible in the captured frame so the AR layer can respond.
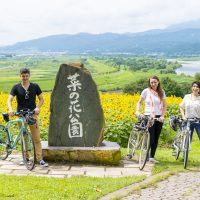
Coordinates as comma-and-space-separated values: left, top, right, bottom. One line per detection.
3, 154, 200, 200
122, 171, 200, 200
0, 154, 152, 178
99, 170, 200, 200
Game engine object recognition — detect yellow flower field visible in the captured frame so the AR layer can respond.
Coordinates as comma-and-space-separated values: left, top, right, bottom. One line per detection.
0, 92, 182, 128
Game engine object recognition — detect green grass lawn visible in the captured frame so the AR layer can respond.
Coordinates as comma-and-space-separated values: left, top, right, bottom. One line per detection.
152, 135, 200, 174
0, 175, 145, 200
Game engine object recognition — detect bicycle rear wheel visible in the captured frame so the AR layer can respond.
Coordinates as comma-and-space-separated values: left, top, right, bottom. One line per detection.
0, 125, 9, 160
127, 127, 140, 159
139, 131, 150, 170
183, 133, 190, 169
21, 131, 36, 170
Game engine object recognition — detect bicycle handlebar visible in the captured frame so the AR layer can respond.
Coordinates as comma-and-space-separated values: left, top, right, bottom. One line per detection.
134, 115, 163, 131
137, 115, 163, 122
169, 116, 200, 132
172, 116, 200, 123
14, 110, 35, 117
187, 118, 200, 123
1, 110, 35, 117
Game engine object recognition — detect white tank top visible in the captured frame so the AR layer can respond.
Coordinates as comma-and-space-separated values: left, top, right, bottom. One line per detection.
141, 88, 166, 116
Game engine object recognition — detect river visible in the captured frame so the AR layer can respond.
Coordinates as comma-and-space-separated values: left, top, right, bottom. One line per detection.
176, 61, 200, 76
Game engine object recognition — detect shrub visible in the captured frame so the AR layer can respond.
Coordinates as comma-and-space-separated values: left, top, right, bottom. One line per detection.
123, 78, 148, 94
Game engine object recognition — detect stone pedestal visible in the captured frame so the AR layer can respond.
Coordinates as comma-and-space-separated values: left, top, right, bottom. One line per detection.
42, 140, 121, 165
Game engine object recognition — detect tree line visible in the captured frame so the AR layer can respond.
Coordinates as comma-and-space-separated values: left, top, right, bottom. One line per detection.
101, 56, 182, 74
123, 76, 200, 98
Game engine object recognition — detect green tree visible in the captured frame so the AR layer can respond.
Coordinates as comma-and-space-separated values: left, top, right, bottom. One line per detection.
195, 72, 200, 81
161, 77, 190, 97
123, 78, 148, 94
124, 77, 191, 97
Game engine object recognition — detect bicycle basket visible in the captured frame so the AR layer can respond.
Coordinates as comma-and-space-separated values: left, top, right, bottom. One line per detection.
134, 123, 142, 131
169, 116, 177, 131
25, 115, 37, 125
134, 121, 147, 131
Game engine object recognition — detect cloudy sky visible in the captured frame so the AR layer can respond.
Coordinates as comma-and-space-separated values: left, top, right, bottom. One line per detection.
0, 0, 200, 46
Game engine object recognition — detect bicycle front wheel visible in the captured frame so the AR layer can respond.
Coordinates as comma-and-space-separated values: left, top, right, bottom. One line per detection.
127, 127, 140, 159
183, 133, 190, 169
139, 131, 150, 170
0, 125, 9, 160
21, 131, 36, 170
173, 130, 182, 160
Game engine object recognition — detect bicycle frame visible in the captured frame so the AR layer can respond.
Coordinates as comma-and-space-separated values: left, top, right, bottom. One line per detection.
181, 125, 190, 152
173, 120, 191, 152
136, 131, 147, 149
5, 118, 26, 150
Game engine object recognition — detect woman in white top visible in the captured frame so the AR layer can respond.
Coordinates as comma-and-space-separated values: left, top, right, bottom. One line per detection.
135, 76, 166, 163
180, 81, 200, 140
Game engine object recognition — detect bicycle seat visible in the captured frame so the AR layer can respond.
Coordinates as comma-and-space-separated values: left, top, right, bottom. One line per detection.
2, 112, 9, 122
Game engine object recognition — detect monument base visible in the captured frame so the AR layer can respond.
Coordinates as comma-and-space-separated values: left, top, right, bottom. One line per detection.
42, 140, 121, 165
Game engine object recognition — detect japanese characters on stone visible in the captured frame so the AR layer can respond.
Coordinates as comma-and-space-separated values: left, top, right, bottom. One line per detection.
67, 73, 83, 138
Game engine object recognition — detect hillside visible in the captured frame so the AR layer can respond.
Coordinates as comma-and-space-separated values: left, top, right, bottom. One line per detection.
0, 29, 200, 56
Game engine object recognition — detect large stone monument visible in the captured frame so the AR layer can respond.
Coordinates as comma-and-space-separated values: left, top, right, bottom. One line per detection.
48, 63, 104, 147
42, 63, 121, 164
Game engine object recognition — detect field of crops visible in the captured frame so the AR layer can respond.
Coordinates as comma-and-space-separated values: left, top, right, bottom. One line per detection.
0, 55, 194, 93
0, 92, 182, 146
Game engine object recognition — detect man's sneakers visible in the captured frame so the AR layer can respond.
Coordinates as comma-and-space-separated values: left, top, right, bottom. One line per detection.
19, 159, 48, 167
149, 157, 159, 163
38, 160, 48, 167
19, 158, 30, 165
19, 160, 25, 165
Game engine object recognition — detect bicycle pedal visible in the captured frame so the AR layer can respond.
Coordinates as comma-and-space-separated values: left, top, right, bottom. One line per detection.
172, 152, 177, 156
171, 143, 176, 149
127, 154, 132, 159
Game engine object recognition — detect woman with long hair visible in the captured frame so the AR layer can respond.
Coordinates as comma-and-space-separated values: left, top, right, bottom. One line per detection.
135, 75, 166, 163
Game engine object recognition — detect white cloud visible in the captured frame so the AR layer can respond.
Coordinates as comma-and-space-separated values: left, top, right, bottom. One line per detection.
0, 0, 200, 46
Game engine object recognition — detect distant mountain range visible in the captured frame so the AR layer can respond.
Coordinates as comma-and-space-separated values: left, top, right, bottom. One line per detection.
1, 20, 200, 55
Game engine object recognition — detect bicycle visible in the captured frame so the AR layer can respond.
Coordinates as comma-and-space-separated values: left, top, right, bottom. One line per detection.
127, 115, 161, 170
170, 116, 200, 169
0, 110, 36, 170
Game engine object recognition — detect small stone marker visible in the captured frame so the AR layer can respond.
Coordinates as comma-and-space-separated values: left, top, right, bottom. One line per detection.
48, 63, 104, 147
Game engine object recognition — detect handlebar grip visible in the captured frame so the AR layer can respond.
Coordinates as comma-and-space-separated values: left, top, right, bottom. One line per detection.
29, 110, 35, 115
14, 112, 20, 116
